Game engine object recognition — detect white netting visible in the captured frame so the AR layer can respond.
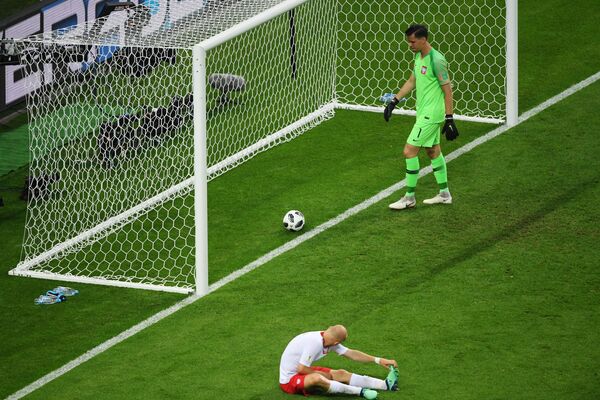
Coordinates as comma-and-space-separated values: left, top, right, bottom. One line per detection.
26, 0, 292, 49
17, 42, 197, 290
336, 0, 506, 121
11, 0, 509, 292
14, 0, 336, 292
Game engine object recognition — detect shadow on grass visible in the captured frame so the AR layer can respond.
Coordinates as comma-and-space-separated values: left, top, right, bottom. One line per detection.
402, 177, 599, 292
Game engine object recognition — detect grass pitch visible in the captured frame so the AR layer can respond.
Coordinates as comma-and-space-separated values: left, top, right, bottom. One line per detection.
8, 81, 600, 400
2, 84, 599, 398
0, 0, 599, 398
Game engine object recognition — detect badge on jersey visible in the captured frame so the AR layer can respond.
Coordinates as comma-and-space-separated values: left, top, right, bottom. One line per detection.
421, 66, 428, 75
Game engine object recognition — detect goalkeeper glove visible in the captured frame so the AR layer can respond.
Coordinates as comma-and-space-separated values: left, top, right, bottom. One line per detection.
384, 97, 399, 122
442, 114, 459, 141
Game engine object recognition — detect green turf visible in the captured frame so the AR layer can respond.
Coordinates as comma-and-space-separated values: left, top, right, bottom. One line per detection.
0, 123, 29, 176
0, 109, 494, 397
519, 0, 600, 111
0, 164, 183, 395
16, 81, 600, 400
1, 0, 599, 398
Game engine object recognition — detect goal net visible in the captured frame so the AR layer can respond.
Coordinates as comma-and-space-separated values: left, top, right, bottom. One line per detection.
337, 0, 508, 123
9, 0, 512, 293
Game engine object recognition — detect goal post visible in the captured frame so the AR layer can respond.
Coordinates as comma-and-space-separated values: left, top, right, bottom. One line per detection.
192, 43, 208, 296
9, 0, 337, 294
191, 0, 318, 296
8, 0, 517, 294
505, 0, 519, 126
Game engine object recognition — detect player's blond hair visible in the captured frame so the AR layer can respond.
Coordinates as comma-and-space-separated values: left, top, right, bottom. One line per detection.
327, 325, 348, 342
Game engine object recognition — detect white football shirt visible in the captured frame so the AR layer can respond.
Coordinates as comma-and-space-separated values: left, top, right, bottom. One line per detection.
279, 331, 348, 384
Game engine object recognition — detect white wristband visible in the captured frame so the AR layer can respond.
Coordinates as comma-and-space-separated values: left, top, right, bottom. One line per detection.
374, 357, 380, 365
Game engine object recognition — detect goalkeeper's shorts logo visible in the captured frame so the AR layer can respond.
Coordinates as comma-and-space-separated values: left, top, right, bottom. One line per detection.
421, 66, 428, 74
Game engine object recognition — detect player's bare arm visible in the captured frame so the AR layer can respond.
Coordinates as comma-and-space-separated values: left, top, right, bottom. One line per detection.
279, 328, 399, 398
396, 73, 416, 101
384, 73, 415, 121
342, 349, 398, 368
441, 82, 454, 115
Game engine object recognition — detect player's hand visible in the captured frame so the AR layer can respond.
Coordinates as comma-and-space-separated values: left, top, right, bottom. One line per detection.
442, 114, 459, 141
384, 97, 399, 122
378, 358, 398, 368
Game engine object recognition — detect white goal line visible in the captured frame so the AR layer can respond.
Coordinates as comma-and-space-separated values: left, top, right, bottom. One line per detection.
334, 102, 505, 125
6, 71, 600, 400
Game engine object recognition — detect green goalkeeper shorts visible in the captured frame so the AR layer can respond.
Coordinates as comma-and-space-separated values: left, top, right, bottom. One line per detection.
406, 121, 442, 148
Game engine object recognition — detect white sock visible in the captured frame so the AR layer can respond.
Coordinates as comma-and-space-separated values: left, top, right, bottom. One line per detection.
349, 374, 387, 390
327, 380, 362, 395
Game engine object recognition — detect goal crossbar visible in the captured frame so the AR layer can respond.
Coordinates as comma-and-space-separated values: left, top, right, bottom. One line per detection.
9, 0, 516, 293
199, 0, 309, 51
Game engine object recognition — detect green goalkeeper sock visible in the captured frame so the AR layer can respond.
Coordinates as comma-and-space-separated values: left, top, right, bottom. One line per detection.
431, 154, 449, 193
405, 156, 420, 196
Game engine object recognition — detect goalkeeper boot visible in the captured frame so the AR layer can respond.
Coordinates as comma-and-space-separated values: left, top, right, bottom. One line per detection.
360, 388, 378, 400
389, 195, 416, 210
423, 191, 452, 205
385, 366, 399, 391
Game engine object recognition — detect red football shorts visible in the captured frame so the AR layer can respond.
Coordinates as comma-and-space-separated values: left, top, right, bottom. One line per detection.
280, 366, 332, 396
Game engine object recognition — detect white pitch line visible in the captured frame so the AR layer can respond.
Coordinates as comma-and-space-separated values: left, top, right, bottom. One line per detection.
6, 70, 600, 400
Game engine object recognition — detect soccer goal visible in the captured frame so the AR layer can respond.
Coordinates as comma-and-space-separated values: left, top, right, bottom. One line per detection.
9, 0, 517, 294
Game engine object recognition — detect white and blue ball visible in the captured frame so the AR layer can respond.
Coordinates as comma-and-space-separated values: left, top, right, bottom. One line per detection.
283, 210, 305, 232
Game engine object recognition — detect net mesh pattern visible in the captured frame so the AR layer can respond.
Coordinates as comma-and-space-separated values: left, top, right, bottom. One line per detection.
336, 0, 506, 120
13, 0, 507, 291
16, 0, 336, 291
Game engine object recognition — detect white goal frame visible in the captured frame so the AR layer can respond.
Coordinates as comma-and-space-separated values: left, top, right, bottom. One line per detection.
9, 0, 518, 294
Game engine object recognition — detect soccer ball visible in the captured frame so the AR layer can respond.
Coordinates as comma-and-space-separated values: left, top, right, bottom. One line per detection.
283, 210, 305, 232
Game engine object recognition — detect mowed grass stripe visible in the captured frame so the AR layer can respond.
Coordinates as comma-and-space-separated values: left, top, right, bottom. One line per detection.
9, 74, 600, 398
18, 76, 600, 400
4, 0, 600, 394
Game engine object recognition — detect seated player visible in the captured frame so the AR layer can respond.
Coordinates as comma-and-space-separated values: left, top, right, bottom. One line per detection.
279, 325, 399, 399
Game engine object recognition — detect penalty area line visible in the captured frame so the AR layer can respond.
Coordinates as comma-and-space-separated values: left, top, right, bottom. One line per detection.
7, 70, 600, 400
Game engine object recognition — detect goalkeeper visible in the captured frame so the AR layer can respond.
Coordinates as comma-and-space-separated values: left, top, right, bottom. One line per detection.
384, 24, 459, 210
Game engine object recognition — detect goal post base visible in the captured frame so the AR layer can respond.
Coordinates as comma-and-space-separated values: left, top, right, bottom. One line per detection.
8, 267, 194, 294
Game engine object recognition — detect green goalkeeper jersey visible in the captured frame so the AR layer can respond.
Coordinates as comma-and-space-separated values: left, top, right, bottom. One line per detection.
413, 48, 450, 124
